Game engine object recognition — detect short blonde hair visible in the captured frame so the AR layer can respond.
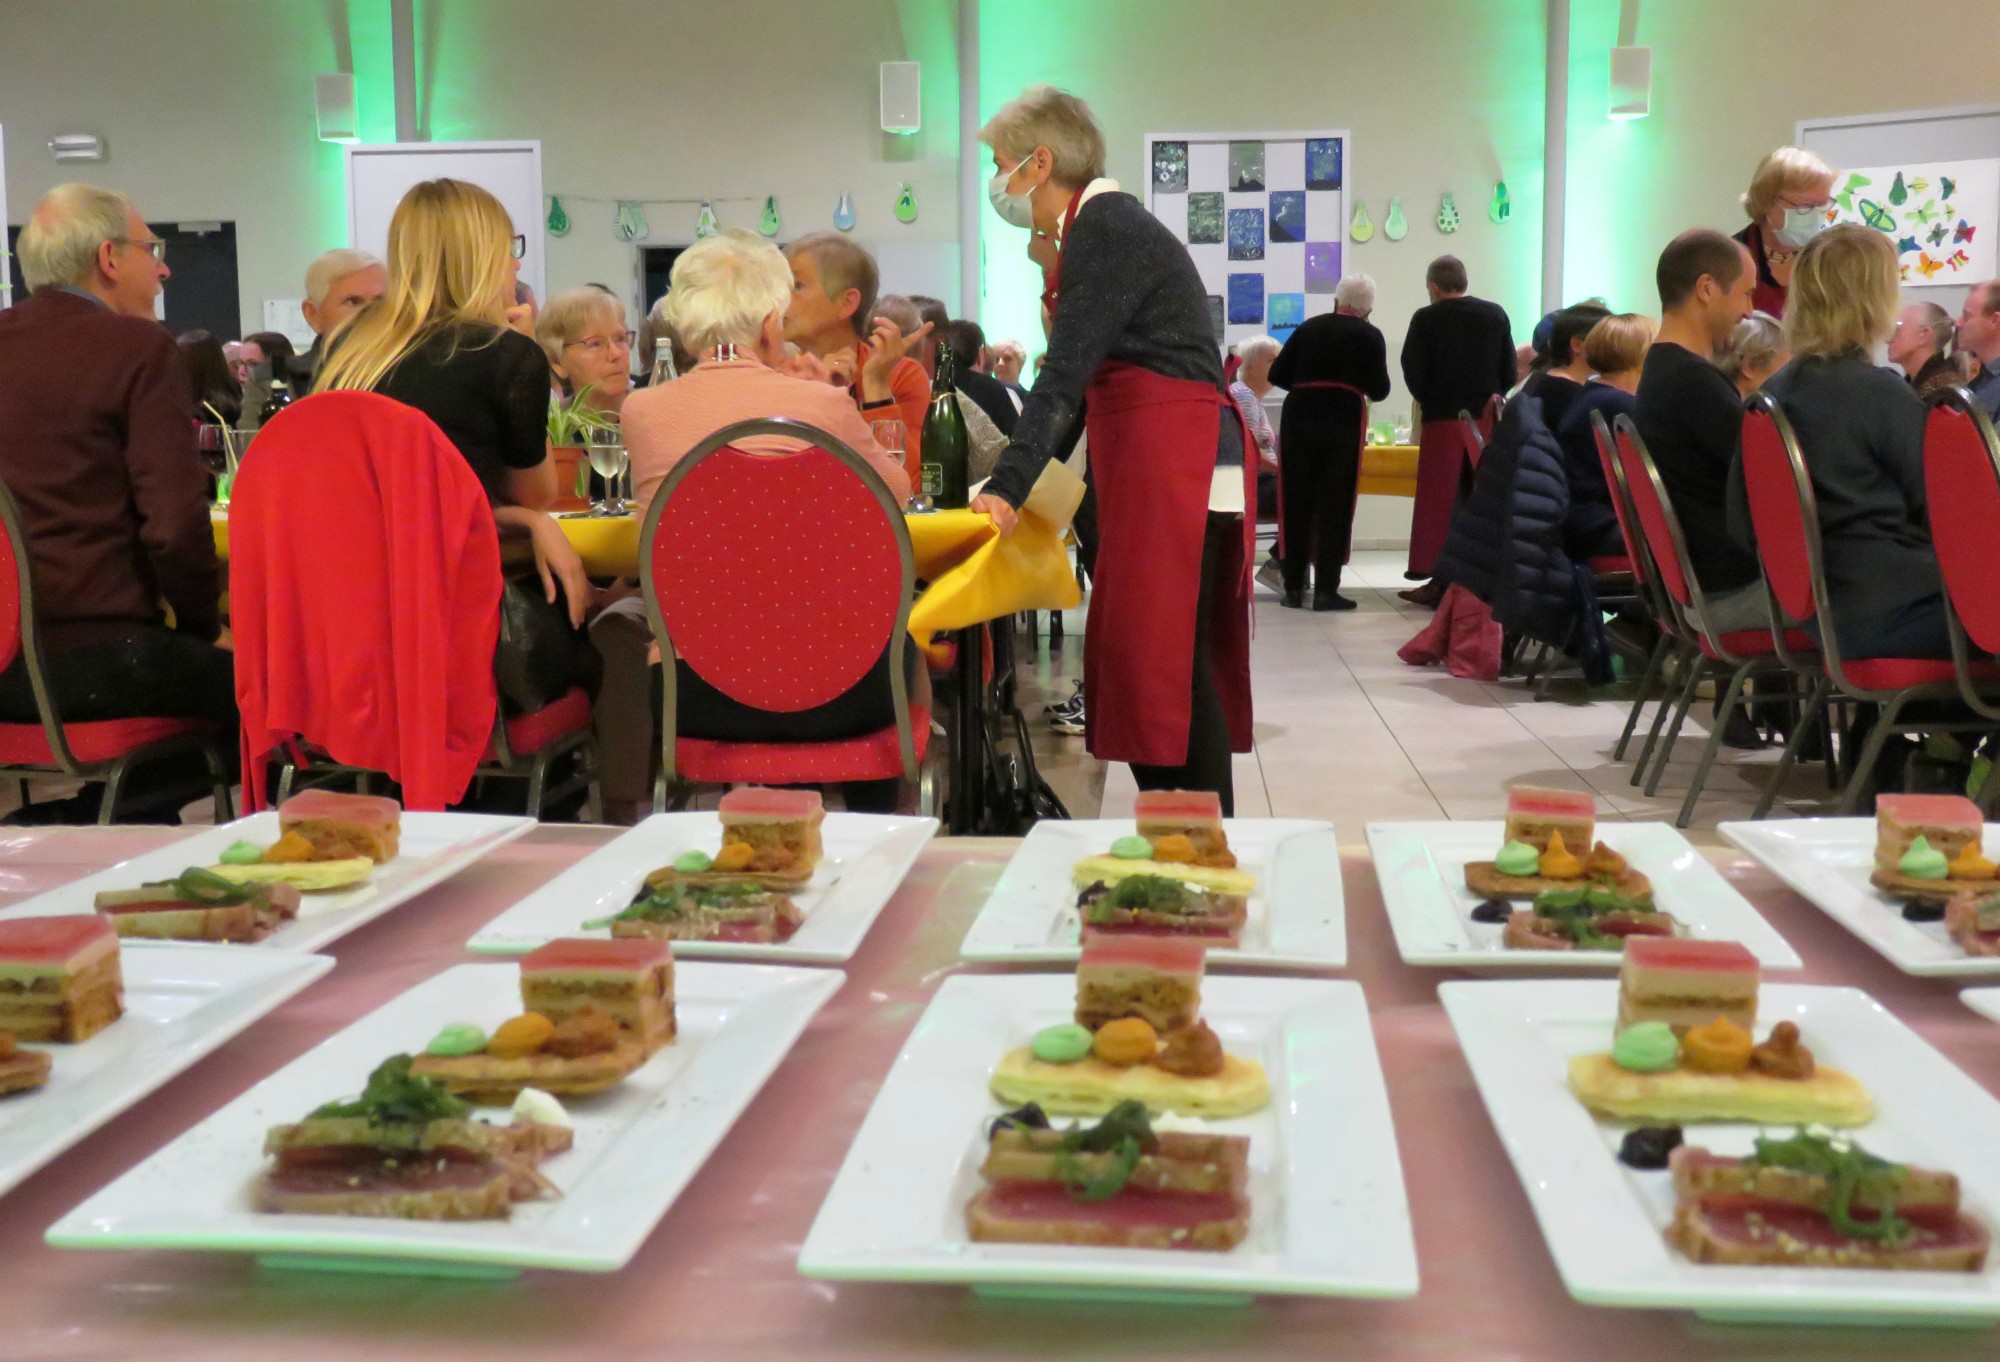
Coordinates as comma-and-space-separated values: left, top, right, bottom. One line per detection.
1783, 224, 1899, 359
1742, 145, 1835, 221
537, 287, 626, 368
663, 229, 792, 356
19, 183, 133, 291
979, 85, 1106, 188
304, 247, 383, 306
1581, 312, 1655, 375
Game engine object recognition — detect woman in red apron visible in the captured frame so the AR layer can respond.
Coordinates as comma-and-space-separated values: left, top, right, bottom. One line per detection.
969, 86, 1253, 812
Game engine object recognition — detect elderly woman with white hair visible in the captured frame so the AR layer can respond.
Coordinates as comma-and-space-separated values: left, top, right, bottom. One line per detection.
1265, 274, 1392, 610
1733, 146, 1837, 318
589, 231, 912, 821
1712, 309, 1789, 397
1229, 335, 1282, 519
968, 84, 1254, 812
538, 286, 633, 416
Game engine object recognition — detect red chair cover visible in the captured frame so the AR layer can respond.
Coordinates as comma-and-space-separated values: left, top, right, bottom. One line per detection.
1589, 412, 1643, 579
1610, 420, 1695, 611
229, 391, 502, 811
1738, 407, 1819, 627
1923, 402, 2000, 655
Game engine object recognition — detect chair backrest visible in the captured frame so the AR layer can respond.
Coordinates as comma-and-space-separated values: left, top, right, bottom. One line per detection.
1589, 408, 1648, 587
1921, 388, 2000, 654
1738, 395, 1820, 628
0, 473, 85, 767
640, 418, 916, 769
1610, 414, 1696, 611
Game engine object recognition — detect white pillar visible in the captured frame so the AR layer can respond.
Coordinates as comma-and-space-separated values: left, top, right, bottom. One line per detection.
1543, 0, 1569, 313
957, 0, 981, 318
391, 0, 420, 142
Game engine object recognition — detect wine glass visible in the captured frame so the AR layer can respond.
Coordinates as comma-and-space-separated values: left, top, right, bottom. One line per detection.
875, 418, 929, 513
587, 437, 630, 516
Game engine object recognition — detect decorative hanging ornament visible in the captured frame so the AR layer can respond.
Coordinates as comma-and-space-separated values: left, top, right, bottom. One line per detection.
546, 196, 571, 237
1488, 181, 1511, 224
894, 184, 919, 225
759, 195, 781, 237
613, 200, 648, 243
1384, 198, 1408, 241
1349, 201, 1375, 243
1437, 192, 1461, 234
833, 191, 857, 232
694, 201, 719, 239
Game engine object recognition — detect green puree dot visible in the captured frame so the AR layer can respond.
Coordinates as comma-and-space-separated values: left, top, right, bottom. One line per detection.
425, 1023, 488, 1056
1030, 1023, 1094, 1064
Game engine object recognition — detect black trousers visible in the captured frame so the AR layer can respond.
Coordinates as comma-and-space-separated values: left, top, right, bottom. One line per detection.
0, 625, 237, 730
1129, 511, 1236, 816
1278, 392, 1365, 598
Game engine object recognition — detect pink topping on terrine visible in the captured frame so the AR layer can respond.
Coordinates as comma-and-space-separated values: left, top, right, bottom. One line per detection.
1506, 785, 1597, 819
0, 913, 116, 965
276, 790, 402, 826
1134, 790, 1224, 823
718, 787, 824, 821
1077, 935, 1207, 977
1875, 794, 1983, 832
522, 936, 672, 974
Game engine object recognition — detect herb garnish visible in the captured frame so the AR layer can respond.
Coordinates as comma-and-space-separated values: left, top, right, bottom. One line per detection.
582, 881, 764, 930
1049, 1100, 1159, 1201
165, 866, 257, 906
309, 1054, 469, 1125
1747, 1128, 1911, 1244
1527, 885, 1658, 948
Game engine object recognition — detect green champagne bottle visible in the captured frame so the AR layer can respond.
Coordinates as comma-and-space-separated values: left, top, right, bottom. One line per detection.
921, 342, 971, 510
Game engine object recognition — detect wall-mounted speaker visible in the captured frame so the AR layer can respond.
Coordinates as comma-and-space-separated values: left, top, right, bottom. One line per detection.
316, 73, 358, 143
880, 61, 921, 136
1610, 46, 1652, 121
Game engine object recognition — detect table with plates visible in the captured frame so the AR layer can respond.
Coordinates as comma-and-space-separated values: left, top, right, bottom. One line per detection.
4, 824, 2000, 1362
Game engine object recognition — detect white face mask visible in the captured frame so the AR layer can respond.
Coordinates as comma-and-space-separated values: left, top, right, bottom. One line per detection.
988, 159, 1040, 231
1774, 203, 1827, 250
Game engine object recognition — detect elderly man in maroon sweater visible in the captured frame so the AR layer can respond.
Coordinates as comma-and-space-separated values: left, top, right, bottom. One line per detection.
0, 184, 233, 817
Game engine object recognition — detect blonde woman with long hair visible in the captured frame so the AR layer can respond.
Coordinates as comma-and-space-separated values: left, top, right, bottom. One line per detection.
317, 179, 593, 642
1744, 223, 1943, 660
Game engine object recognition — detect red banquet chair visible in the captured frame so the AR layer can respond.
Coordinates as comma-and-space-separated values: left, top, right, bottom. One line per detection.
231, 392, 600, 816
0, 476, 230, 823
1611, 413, 1820, 827
1738, 392, 2000, 814
639, 418, 929, 808
1919, 388, 2000, 809
1592, 408, 1689, 763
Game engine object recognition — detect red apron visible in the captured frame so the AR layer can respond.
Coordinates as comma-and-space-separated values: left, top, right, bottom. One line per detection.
1285, 380, 1370, 565
1082, 361, 1255, 765
1408, 397, 1497, 577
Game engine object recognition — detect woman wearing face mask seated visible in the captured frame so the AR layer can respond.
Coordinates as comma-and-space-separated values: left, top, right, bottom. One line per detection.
1732, 146, 1837, 319
588, 231, 913, 822
967, 84, 1255, 815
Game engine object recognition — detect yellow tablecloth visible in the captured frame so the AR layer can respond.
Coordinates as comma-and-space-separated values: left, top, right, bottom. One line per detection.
211, 475, 1083, 650
1357, 443, 1419, 498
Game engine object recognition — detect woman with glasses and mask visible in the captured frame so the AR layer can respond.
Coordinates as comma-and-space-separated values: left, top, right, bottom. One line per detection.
967, 85, 1254, 814
538, 288, 634, 416
1732, 146, 1838, 319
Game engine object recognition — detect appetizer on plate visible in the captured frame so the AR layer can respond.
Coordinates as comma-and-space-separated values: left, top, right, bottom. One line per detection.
643, 788, 825, 892
1945, 891, 2000, 957
1570, 942, 1871, 1126
1666, 1131, 1989, 1271
990, 938, 1269, 1118
966, 1100, 1251, 1251
1867, 794, 1993, 904
0, 1031, 51, 1097
92, 869, 301, 943
1071, 791, 1254, 946
197, 791, 406, 897
1500, 884, 1679, 951
254, 1054, 573, 1221
596, 880, 803, 945
410, 937, 675, 1102
1464, 786, 1653, 903
0, 915, 123, 1042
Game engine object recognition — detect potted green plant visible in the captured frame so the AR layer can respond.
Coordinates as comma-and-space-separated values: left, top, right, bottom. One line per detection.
547, 386, 620, 510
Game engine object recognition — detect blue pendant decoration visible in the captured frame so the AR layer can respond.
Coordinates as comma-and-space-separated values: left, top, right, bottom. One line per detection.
833, 192, 857, 232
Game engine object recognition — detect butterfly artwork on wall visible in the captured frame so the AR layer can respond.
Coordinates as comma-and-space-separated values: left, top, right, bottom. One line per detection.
1834, 172, 1872, 212
1929, 222, 1950, 247
1956, 219, 1977, 244
1913, 252, 1945, 280
1911, 200, 1941, 225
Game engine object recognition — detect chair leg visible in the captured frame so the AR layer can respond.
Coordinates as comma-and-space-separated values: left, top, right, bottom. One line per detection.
525, 754, 549, 819
579, 738, 603, 824
1677, 662, 1755, 829
202, 742, 231, 824
1976, 744, 2000, 815
1839, 694, 1911, 814
1630, 644, 1692, 785
98, 757, 132, 825
1521, 640, 1550, 685
1613, 635, 1671, 762
1754, 677, 1830, 820
1645, 658, 1706, 798
277, 762, 298, 805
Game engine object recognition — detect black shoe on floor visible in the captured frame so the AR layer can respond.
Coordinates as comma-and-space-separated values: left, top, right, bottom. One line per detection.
1716, 709, 1768, 750
1403, 571, 1430, 582
1278, 590, 1306, 609
1398, 582, 1444, 607
1313, 594, 1359, 612
3, 790, 104, 825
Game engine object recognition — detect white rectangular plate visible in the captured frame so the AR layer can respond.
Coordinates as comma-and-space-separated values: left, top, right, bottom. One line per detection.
1443, 978, 2000, 1324
47, 961, 842, 1273
465, 812, 936, 963
798, 973, 1416, 1300
1962, 988, 2000, 1024
958, 819, 1343, 968
1, 946, 333, 1203
1367, 821, 1801, 972
0, 812, 535, 953
1722, 818, 2000, 978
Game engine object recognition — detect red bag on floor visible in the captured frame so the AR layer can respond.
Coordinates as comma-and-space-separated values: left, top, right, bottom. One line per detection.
1397, 582, 1502, 682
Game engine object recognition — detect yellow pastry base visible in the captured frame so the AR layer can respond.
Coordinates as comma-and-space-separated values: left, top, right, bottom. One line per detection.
1463, 862, 1652, 902
209, 858, 375, 893
1868, 868, 1991, 903
1567, 1051, 1874, 1126
988, 1047, 1269, 1118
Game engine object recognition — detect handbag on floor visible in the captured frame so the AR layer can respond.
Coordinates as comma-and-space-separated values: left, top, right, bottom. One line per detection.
1397, 582, 1503, 682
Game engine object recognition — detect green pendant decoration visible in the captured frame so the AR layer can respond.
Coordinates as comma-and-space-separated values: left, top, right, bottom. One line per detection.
694, 200, 719, 239
1437, 192, 1461, 234
614, 200, 648, 243
1384, 197, 1408, 241
834, 192, 856, 231
1888, 171, 1910, 207
894, 183, 919, 224
1488, 181, 1511, 224
546, 196, 571, 237
759, 195, 780, 237
1349, 201, 1375, 243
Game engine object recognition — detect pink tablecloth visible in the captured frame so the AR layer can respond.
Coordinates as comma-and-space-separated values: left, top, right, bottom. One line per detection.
6, 826, 2000, 1362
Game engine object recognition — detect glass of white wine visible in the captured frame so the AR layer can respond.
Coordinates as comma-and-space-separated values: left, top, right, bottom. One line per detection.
587, 437, 630, 516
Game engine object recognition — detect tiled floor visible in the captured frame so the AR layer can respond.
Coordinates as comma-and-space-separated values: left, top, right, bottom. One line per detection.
1018, 551, 1844, 848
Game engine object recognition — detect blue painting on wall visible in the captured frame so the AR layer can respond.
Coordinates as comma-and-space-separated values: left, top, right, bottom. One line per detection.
1270, 191, 1306, 244
1306, 138, 1343, 190
1227, 208, 1265, 261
